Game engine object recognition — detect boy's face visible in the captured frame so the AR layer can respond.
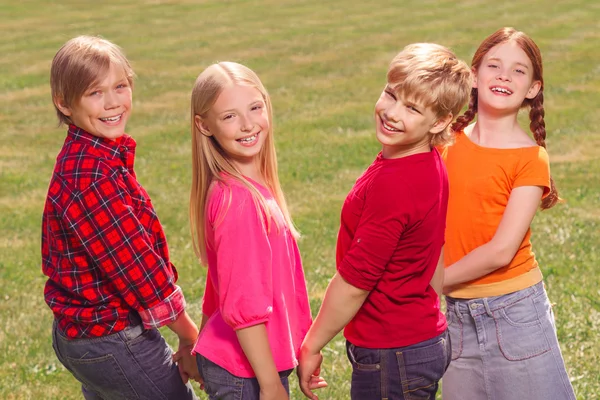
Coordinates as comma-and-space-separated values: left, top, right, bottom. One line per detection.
56, 63, 132, 140
374, 85, 451, 158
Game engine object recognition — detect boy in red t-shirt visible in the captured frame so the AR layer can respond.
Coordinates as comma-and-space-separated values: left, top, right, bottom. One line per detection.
298, 43, 472, 400
42, 36, 199, 399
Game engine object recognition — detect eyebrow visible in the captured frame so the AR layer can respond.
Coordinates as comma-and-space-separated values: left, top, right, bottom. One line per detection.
488, 57, 530, 69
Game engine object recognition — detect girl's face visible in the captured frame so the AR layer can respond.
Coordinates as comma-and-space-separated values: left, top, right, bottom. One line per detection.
474, 40, 541, 114
197, 84, 269, 174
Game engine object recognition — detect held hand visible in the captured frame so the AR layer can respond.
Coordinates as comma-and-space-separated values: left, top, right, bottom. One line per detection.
259, 381, 289, 400
297, 347, 328, 400
172, 344, 204, 390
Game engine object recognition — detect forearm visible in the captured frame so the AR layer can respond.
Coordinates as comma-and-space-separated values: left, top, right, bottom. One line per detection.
302, 273, 369, 354
443, 241, 511, 288
166, 310, 199, 345
236, 324, 280, 388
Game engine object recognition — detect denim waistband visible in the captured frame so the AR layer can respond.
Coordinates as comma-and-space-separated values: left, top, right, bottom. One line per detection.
54, 318, 145, 343
446, 281, 545, 318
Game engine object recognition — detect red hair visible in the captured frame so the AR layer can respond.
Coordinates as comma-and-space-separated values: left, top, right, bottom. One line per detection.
452, 27, 559, 210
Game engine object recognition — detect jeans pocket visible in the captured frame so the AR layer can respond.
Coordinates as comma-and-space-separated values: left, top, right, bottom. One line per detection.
494, 295, 551, 361
65, 354, 139, 399
198, 355, 243, 399
346, 342, 382, 400
346, 342, 382, 370
445, 309, 463, 361
396, 338, 447, 400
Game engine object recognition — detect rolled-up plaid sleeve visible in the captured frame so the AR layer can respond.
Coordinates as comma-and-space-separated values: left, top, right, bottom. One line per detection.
63, 173, 184, 329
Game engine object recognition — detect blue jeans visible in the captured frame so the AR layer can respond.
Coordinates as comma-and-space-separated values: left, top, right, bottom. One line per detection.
196, 354, 293, 400
346, 331, 451, 400
52, 319, 197, 400
443, 281, 576, 400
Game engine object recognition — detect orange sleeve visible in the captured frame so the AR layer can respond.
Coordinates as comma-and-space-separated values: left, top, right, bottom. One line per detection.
513, 147, 551, 198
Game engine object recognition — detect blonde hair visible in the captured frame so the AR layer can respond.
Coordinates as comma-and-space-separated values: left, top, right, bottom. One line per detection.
189, 62, 299, 264
387, 43, 472, 147
50, 35, 135, 125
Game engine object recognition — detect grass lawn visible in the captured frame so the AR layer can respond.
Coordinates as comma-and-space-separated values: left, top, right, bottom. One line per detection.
1, 1, 598, 398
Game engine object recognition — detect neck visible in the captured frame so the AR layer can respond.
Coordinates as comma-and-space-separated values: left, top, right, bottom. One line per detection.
382, 140, 431, 159
233, 159, 265, 185
470, 104, 523, 146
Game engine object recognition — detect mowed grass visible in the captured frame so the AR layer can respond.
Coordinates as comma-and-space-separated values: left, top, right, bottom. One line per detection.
1, 0, 599, 398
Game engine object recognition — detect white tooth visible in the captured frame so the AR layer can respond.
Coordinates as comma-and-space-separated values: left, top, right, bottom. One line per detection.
384, 122, 399, 131
240, 134, 257, 143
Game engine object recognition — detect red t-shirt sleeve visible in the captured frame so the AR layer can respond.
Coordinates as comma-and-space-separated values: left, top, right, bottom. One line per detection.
338, 174, 412, 291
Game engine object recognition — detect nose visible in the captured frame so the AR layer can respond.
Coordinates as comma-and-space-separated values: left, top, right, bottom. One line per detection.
496, 67, 511, 82
240, 113, 254, 132
385, 102, 402, 122
104, 90, 119, 109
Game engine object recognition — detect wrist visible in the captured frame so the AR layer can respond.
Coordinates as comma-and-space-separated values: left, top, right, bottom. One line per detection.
178, 336, 197, 347
258, 376, 284, 391
300, 335, 321, 357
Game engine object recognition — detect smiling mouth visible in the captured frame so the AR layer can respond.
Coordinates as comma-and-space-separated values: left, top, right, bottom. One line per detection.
99, 114, 123, 122
237, 132, 259, 143
381, 118, 402, 132
491, 87, 513, 95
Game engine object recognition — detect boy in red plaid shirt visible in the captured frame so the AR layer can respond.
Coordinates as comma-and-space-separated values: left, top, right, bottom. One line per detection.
42, 35, 199, 399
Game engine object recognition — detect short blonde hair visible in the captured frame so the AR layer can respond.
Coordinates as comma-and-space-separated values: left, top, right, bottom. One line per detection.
50, 36, 134, 125
387, 43, 472, 146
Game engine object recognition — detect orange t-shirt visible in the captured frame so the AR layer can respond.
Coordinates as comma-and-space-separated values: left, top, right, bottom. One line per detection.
439, 131, 551, 298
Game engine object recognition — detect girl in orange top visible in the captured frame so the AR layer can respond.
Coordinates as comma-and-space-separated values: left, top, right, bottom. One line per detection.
439, 27, 576, 400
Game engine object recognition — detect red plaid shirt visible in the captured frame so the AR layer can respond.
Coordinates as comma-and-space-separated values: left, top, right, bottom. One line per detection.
42, 125, 185, 338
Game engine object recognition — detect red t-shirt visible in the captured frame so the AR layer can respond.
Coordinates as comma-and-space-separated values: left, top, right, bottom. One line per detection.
337, 149, 447, 348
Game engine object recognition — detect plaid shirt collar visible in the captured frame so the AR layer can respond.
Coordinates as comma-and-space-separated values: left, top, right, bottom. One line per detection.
67, 124, 136, 169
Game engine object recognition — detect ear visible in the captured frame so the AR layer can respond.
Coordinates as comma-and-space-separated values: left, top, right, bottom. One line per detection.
194, 115, 212, 137
471, 66, 478, 89
430, 113, 453, 134
526, 80, 542, 100
54, 97, 72, 117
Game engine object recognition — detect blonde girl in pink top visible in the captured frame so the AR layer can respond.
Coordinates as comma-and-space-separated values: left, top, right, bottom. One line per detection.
178, 62, 321, 400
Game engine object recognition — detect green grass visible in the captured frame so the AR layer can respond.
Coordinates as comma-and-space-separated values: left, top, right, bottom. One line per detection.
1, 0, 599, 398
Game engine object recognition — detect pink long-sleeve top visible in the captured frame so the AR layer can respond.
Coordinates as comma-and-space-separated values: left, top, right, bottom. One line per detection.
193, 176, 312, 378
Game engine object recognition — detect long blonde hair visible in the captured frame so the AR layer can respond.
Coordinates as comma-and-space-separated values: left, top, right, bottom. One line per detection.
189, 62, 299, 264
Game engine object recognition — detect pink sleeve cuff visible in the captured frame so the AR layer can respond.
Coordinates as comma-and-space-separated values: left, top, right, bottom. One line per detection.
231, 315, 271, 331
139, 286, 186, 329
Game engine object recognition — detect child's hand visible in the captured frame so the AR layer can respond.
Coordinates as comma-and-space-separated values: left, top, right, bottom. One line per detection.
259, 381, 289, 400
172, 344, 204, 390
297, 347, 328, 400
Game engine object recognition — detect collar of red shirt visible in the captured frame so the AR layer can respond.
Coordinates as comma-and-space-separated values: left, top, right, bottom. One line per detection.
67, 124, 136, 169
